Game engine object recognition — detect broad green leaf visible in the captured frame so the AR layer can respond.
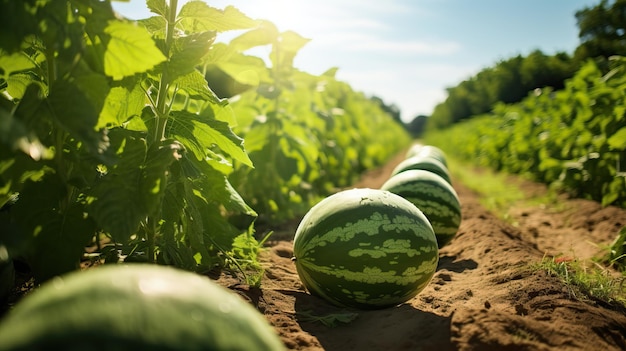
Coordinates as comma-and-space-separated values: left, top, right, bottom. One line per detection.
322, 67, 339, 78
0, 51, 37, 77
86, 132, 146, 240
277, 30, 310, 54
178, 3, 256, 34
270, 31, 310, 70
216, 56, 269, 86
173, 70, 222, 105
0, 0, 40, 53
25, 203, 96, 283
5, 74, 35, 100
0, 89, 51, 161
608, 127, 626, 150
147, 0, 168, 18
48, 74, 110, 154
98, 79, 146, 129
168, 31, 216, 81
139, 16, 166, 38
104, 20, 166, 80
7, 173, 95, 283
229, 20, 278, 52
169, 110, 253, 167
203, 42, 234, 64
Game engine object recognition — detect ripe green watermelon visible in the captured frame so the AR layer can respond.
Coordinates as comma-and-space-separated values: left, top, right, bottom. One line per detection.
391, 155, 451, 184
381, 170, 461, 248
0, 264, 285, 351
405, 143, 425, 158
293, 188, 439, 309
405, 145, 448, 167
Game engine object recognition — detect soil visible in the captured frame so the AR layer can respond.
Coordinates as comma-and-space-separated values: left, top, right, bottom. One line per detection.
219, 151, 626, 351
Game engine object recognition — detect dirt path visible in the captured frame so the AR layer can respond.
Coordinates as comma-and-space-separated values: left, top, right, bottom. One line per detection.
220, 151, 626, 350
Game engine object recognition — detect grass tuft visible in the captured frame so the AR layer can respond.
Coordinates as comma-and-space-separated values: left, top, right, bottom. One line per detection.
531, 255, 626, 309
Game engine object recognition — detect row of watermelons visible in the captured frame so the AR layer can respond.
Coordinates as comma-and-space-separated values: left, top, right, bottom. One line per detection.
292, 143, 461, 309
0, 144, 459, 350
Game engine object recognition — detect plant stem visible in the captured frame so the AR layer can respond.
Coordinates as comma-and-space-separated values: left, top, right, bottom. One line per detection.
147, 217, 156, 263
146, 0, 178, 262
154, 0, 178, 143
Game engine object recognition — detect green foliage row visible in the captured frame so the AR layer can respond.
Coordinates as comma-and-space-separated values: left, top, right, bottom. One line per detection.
0, 0, 265, 283
211, 22, 411, 223
425, 58, 626, 208
0, 0, 410, 288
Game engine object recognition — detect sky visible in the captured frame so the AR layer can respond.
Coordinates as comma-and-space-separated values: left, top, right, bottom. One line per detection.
112, 0, 600, 122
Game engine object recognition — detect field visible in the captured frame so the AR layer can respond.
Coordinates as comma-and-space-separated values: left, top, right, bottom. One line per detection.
2, 2, 626, 349
216, 151, 626, 351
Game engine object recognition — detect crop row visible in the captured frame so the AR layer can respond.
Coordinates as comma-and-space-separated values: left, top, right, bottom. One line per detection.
426, 57, 626, 208
0, 0, 410, 290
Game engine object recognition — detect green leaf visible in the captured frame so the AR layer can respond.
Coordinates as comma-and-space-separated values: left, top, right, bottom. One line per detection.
86, 132, 147, 240
177, 3, 256, 34
48, 75, 110, 154
168, 31, 216, 81
271, 31, 310, 71
173, 70, 222, 105
147, 0, 168, 18
104, 20, 167, 80
0, 89, 51, 161
169, 111, 253, 167
215, 54, 269, 86
608, 127, 626, 150
139, 16, 166, 38
85, 130, 181, 241
6, 173, 95, 283
229, 20, 278, 52
97, 78, 146, 129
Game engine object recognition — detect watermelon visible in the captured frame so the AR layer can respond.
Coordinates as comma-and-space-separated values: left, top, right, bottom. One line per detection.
293, 188, 439, 309
406, 145, 448, 167
391, 155, 451, 184
405, 143, 425, 158
381, 170, 461, 248
0, 264, 285, 351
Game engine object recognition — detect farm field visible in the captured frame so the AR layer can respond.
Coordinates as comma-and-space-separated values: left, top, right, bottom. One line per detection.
216, 150, 626, 351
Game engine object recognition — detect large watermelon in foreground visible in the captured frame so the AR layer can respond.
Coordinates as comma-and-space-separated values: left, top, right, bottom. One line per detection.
381, 170, 461, 248
293, 188, 439, 309
0, 264, 285, 351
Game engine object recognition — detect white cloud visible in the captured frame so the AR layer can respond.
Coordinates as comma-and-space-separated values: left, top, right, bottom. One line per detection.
343, 39, 461, 55
335, 62, 479, 122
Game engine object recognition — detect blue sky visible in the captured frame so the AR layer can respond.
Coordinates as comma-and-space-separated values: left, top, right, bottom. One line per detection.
113, 0, 599, 122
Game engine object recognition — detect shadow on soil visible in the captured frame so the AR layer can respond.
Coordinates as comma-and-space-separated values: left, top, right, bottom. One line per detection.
289, 288, 454, 350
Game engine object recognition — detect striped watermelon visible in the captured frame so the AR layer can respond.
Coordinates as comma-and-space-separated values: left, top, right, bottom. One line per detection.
391, 155, 451, 184
381, 170, 461, 248
0, 264, 285, 351
293, 188, 438, 309
406, 145, 448, 167
405, 143, 425, 158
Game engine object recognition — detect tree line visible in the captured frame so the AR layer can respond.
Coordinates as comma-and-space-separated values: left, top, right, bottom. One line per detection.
407, 0, 626, 134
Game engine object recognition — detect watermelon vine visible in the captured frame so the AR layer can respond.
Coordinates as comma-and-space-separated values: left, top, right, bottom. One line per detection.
0, 0, 260, 282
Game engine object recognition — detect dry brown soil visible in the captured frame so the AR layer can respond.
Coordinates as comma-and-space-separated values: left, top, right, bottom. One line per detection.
219, 151, 626, 351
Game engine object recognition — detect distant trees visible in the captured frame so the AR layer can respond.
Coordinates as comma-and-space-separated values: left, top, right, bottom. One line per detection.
406, 115, 428, 137
426, 50, 578, 130
370, 95, 403, 125
575, 0, 626, 61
